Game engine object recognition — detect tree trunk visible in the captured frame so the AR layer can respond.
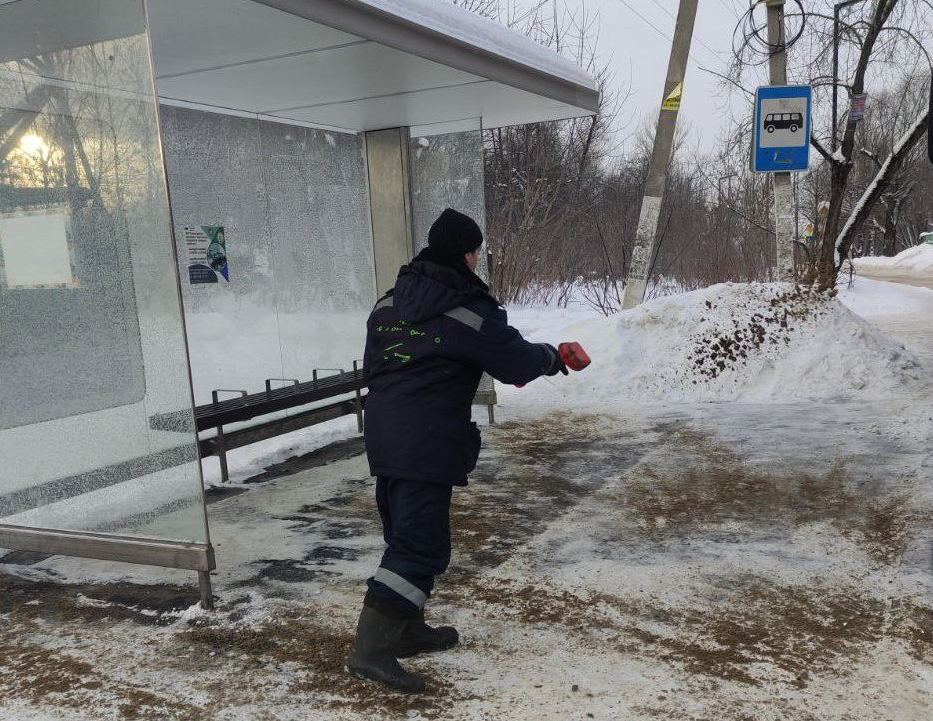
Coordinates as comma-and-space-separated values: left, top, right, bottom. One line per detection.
814, 0, 900, 290
881, 196, 898, 256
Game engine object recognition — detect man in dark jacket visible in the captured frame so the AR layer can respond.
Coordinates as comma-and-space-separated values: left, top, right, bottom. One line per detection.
346, 208, 567, 693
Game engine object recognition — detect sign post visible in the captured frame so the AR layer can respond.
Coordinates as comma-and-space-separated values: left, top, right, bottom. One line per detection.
753, 83, 812, 282
753, 85, 812, 173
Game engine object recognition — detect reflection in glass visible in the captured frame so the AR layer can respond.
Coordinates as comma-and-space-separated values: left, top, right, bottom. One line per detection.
0, 0, 208, 544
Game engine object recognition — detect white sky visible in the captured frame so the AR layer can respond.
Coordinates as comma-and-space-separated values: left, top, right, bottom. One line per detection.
563, 0, 754, 154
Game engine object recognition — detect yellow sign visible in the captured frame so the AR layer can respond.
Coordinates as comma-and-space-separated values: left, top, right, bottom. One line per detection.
661, 82, 683, 111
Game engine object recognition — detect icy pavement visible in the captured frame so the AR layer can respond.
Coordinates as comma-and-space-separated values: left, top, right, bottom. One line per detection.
0, 279, 931, 720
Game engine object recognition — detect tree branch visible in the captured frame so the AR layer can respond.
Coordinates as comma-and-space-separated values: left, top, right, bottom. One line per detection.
835, 103, 930, 265
810, 133, 834, 164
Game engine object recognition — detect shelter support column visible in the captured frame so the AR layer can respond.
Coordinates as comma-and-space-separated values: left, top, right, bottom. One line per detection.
365, 127, 415, 296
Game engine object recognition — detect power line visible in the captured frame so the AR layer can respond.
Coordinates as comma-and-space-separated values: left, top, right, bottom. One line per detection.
616, 0, 726, 65
647, 0, 677, 22
646, 0, 729, 58
715, 0, 742, 22
613, 0, 674, 43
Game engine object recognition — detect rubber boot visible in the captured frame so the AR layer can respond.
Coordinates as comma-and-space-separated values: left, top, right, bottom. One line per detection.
395, 610, 459, 658
346, 593, 425, 694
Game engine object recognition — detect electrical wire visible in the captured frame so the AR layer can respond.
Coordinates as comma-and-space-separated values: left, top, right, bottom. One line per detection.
644, 0, 730, 59
733, 0, 807, 65
612, 0, 725, 66
715, 0, 742, 22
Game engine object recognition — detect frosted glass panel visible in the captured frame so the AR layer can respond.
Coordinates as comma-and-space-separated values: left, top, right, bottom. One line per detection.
0, 0, 208, 544
409, 126, 495, 402
409, 125, 486, 254
160, 106, 375, 411
260, 122, 374, 384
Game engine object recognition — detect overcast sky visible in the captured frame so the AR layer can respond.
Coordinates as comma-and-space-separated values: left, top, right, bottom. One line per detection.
559, 0, 754, 155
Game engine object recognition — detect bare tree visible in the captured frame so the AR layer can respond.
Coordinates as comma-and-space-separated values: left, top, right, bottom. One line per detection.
726, 0, 931, 288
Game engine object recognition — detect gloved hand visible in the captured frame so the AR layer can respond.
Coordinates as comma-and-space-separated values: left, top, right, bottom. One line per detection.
543, 344, 569, 376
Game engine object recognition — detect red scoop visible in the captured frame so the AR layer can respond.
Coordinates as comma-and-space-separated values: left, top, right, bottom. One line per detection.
558, 342, 591, 371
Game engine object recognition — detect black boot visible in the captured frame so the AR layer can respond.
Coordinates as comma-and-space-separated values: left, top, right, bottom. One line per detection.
395, 609, 459, 658
346, 593, 425, 693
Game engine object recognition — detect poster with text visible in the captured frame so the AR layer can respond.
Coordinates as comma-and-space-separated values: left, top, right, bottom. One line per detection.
185, 225, 229, 284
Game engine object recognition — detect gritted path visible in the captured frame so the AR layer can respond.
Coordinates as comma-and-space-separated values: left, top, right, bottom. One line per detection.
1, 403, 931, 720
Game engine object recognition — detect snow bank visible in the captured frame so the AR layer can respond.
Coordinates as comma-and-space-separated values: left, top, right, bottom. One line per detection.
515, 283, 922, 404
838, 276, 933, 319
854, 244, 933, 276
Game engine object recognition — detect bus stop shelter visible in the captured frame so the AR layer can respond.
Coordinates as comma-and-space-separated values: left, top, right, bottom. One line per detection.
0, 0, 598, 606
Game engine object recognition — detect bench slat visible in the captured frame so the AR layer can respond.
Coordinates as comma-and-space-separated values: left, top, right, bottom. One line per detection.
194, 369, 365, 430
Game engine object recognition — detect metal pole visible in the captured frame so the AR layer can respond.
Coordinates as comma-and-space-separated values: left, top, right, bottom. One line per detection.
198, 571, 214, 610
353, 360, 364, 433
832, 4, 840, 153
766, 0, 795, 281
620, 0, 699, 309
216, 425, 229, 483
718, 173, 737, 203
928, 73, 932, 165
832, 1, 864, 153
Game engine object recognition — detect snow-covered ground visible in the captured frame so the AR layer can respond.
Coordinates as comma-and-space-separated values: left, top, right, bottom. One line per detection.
0, 278, 931, 720
853, 244, 933, 288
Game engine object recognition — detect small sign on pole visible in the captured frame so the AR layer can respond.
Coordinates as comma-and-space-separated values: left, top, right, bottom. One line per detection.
752, 84, 812, 173
850, 93, 867, 122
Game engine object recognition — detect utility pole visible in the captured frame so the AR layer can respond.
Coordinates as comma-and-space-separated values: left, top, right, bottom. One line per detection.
766, 0, 795, 282
620, 0, 699, 309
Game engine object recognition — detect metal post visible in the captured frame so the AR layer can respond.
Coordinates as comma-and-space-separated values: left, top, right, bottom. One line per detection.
766, 0, 795, 282
621, 0, 699, 309
216, 425, 229, 483
353, 360, 364, 433
718, 173, 737, 204
487, 404, 495, 425
928, 73, 932, 165
198, 571, 214, 610
209, 389, 245, 485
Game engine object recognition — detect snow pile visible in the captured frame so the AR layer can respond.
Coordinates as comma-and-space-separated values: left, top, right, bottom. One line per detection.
517, 283, 922, 404
839, 276, 933, 319
854, 244, 933, 276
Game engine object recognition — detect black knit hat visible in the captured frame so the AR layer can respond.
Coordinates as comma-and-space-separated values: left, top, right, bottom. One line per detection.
428, 208, 483, 259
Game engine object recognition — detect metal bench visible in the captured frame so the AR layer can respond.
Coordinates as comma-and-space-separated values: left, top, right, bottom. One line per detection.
147, 361, 498, 483
196, 363, 366, 482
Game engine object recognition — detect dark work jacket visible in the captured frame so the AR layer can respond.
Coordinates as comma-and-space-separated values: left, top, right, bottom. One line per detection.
363, 257, 556, 486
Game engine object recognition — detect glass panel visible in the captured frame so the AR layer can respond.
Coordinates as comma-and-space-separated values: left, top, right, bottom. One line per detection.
409, 124, 488, 275
261, 122, 374, 388
0, 0, 208, 544
160, 106, 375, 411
408, 125, 495, 402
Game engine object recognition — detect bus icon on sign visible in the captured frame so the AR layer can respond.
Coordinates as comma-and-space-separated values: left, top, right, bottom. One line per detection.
764, 112, 802, 133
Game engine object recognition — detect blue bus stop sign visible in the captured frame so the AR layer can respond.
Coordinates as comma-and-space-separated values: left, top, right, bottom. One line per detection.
753, 85, 812, 173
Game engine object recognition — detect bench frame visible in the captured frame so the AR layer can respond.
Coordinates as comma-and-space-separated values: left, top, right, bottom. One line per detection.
199, 364, 366, 483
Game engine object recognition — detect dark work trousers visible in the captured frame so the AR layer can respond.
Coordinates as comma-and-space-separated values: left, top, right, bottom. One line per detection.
367, 477, 453, 617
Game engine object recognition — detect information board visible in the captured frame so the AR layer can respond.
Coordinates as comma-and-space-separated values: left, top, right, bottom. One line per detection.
753, 85, 812, 173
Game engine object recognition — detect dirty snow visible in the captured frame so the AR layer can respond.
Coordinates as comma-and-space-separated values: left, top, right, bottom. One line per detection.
0, 277, 931, 721
506, 282, 922, 406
